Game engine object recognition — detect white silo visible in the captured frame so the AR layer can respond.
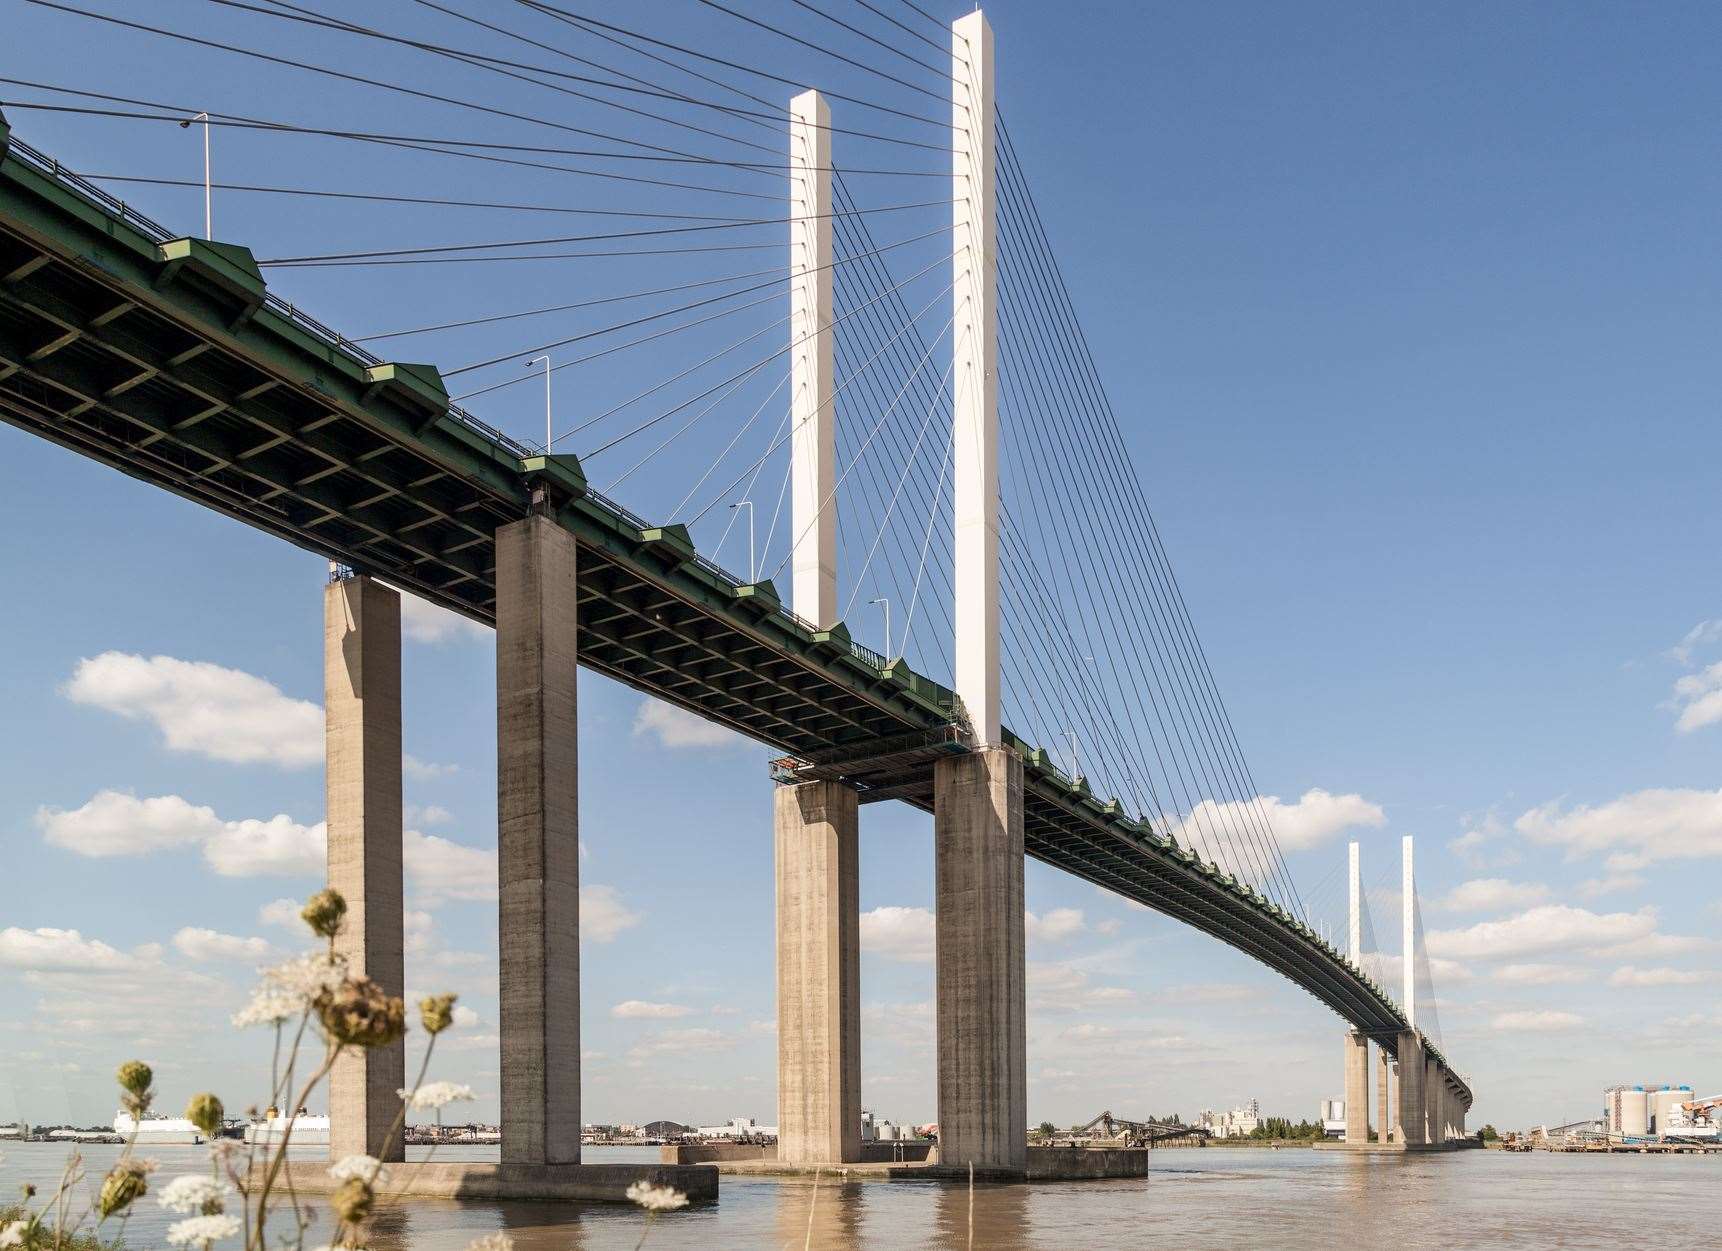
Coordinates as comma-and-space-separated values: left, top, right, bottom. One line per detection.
1652, 1086, 1690, 1135
1611, 1086, 1649, 1137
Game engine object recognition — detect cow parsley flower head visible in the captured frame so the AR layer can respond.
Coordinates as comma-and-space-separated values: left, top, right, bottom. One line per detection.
158, 1174, 230, 1214
625, 1181, 689, 1212
0, 1220, 27, 1249
465, 1234, 515, 1251
165, 1213, 242, 1247
232, 987, 301, 1029
236, 952, 348, 1028
400, 1081, 475, 1110
328, 1153, 390, 1184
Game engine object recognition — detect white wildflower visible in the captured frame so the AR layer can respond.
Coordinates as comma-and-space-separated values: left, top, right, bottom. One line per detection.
399, 1081, 475, 1110
231, 987, 300, 1028
625, 1181, 689, 1212
0, 1220, 26, 1249
328, 1153, 390, 1184
158, 1174, 230, 1213
465, 1235, 514, 1251
165, 1212, 242, 1247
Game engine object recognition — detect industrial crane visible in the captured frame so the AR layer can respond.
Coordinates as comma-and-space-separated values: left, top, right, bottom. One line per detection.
1072, 1112, 1208, 1147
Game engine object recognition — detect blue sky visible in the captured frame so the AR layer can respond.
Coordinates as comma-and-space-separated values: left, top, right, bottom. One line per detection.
2, 0, 1721, 1135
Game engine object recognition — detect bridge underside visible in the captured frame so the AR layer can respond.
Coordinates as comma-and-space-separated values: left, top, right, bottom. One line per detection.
0, 123, 1468, 1112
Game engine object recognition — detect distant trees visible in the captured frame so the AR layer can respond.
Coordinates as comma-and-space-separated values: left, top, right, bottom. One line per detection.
1247, 1117, 1326, 1141
1036, 1121, 1058, 1137
1480, 1124, 1500, 1142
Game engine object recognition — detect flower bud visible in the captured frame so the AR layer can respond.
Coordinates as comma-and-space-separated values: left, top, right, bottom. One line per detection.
185, 1092, 224, 1139
317, 977, 406, 1049
98, 1161, 149, 1218
301, 889, 348, 940
419, 993, 457, 1036
330, 1176, 374, 1223
116, 1061, 153, 1098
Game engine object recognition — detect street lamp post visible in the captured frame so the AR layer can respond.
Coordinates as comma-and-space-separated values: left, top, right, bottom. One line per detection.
179, 111, 211, 238
729, 500, 755, 583
869, 596, 891, 659
528, 355, 552, 451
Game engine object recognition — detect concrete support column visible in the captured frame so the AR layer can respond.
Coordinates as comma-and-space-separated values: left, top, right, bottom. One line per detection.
1376, 1045, 1391, 1144
324, 573, 406, 1163
933, 747, 1026, 1172
1426, 1056, 1441, 1143
1343, 1031, 1369, 1144
496, 514, 581, 1165
788, 88, 837, 629
1395, 1031, 1426, 1146
774, 779, 862, 1165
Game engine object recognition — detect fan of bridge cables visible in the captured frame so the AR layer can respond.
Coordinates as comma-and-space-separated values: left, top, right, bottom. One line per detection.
8, 0, 1306, 922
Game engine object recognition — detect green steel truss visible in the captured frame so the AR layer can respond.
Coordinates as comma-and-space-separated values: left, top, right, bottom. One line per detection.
0, 117, 1467, 1107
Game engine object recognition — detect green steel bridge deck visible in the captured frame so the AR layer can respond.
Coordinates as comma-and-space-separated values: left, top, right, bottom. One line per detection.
0, 116, 1468, 1109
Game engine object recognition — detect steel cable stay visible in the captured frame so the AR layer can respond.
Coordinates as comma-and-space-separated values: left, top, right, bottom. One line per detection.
825, 209, 963, 677
995, 121, 1306, 919
676, 275, 959, 526
409, 0, 952, 153
0, 100, 787, 203
825, 252, 960, 681
708, 408, 790, 565
697, 0, 947, 90
514, 0, 951, 129
995, 299, 1269, 900
766, 317, 957, 584
992, 170, 1294, 906
785, 0, 947, 78
26, 0, 800, 181
601, 355, 787, 495
573, 260, 957, 460
232, 0, 796, 171
993, 144, 1302, 915
997, 367, 1183, 839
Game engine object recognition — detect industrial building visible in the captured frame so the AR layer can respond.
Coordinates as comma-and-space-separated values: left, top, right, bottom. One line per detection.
1603, 1085, 1718, 1141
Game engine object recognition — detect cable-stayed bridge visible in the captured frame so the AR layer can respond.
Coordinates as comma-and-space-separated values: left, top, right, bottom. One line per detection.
0, 0, 1470, 1186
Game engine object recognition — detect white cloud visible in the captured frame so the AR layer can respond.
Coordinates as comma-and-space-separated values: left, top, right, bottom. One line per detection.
1668, 662, 1722, 733
627, 1028, 733, 1058
403, 755, 457, 781
632, 699, 738, 750
407, 804, 454, 827
1428, 904, 1666, 961
259, 898, 302, 929
1437, 878, 1550, 913
404, 909, 434, 955
1578, 873, 1646, 899
1449, 811, 1519, 870
451, 1004, 481, 1028
64, 652, 320, 767
1492, 1010, 1584, 1032
1095, 919, 1122, 936
1177, 788, 1385, 854
171, 927, 273, 962
860, 905, 935, 963
396, 592, 487, 645
1024, 908, 1086, 943
612, 1000, 694, 1019
205, 815, 325, 877
1669, 619, 1722, 665
1515, 788, 1722, 865
1026, 961, 1137, 1014
403, 829, 494, 904
38, 790, 220, 856
1494, 963, 1586, 986
0, 927, 155, 973
1609, 965, 1708, 988
1601, 932, 1714, 959
581, 885, 641, 943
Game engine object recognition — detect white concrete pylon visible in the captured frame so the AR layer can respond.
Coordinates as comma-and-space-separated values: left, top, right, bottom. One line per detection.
1347, 839, 1361, 966
951, 8, 999, 743
789, 89, 837, 629
1402, 833, 1416, 1029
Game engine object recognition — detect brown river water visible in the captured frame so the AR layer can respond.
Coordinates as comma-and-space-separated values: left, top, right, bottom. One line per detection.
3, 1142, 1715, 1248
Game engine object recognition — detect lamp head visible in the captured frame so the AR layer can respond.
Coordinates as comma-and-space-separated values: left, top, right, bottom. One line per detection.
179, 119, 192, 129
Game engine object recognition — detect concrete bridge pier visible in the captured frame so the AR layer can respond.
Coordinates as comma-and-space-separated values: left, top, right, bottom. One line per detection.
324, 571, 406, 1162
1343, 1031, 1369, 1143
1377, 1045, 1391, 1143
496, 510, 582, 1165
1394, 1031, 1426, 1146
933, 747, 1027, 1174
774, 779, 862, 1164
1425, 1055, 1442, 1144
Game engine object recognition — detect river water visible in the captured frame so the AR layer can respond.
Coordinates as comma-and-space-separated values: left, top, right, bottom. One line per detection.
2, 1142, 1715, 1248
